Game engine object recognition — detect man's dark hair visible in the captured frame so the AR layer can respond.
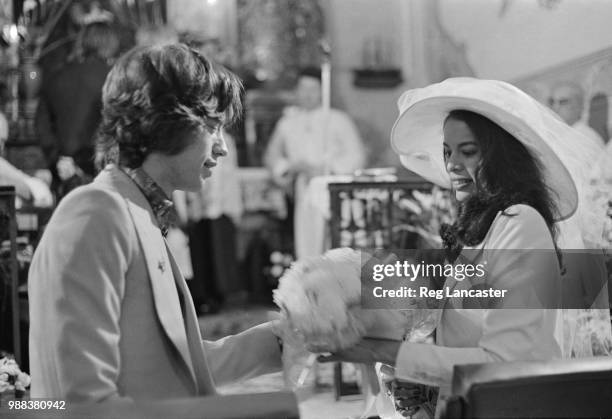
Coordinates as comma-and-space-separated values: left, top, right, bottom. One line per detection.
79, 22, 121, 61
95, 43, 243, 169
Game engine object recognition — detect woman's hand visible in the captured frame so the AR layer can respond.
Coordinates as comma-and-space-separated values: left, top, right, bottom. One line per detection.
316, 338, 402, 366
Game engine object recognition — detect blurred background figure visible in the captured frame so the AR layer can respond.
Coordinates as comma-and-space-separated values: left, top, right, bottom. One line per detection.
0, 106, 6, 148
264, 67, 365, 259
1, 110, 52, 207
36, 20, 121, 200
170, 33, 245, 314
135, 25, 179, 46
175, 131, 244, 315
0, 156, 53, 208
549, 81, 606, 149
180, 33, 236, 68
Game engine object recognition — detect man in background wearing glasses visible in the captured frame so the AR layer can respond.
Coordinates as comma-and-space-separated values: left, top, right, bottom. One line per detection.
549, 81, 605, 149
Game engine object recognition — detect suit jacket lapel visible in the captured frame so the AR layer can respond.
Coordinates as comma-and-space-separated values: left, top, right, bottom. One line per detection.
94, 166, 214, 394
164, 241, 217, 395
126, 196, 198, 391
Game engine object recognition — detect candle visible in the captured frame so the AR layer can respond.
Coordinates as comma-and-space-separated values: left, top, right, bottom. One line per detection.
319, 39, 332, 175
321, 60, 331, 111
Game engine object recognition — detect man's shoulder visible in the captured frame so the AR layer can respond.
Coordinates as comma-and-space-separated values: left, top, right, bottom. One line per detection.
329, 107, 349, 117
54, 182, 130, 222
278, 106, 301, 120
43, 64, 82, 88
328, 108, 357, 125
43, 60, 109, 96
63, 180, 123, 201
35, 182, 135, 262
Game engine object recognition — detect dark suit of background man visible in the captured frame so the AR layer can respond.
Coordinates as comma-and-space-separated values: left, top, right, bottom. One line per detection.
36, 21, 121, 195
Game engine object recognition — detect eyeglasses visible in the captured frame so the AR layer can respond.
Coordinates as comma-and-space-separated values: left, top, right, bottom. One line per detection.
548, 97, 571, 107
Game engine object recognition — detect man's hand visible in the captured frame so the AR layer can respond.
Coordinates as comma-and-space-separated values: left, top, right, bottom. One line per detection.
317, 338, 401, 366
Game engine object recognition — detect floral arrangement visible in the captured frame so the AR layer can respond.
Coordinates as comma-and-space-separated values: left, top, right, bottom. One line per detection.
273, 247, 438, 353
564, 309, 612, 358
0, 355, 31, 397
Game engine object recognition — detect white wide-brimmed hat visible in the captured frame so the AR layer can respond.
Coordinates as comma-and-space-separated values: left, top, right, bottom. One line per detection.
391, 77, 581, 221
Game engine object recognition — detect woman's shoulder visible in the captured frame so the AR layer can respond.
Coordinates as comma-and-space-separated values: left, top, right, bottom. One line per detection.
485, 204, 555, 250
500, 204, 546, 225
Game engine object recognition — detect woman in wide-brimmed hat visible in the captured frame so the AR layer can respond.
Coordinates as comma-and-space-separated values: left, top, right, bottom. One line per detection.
320, 77, 610, 417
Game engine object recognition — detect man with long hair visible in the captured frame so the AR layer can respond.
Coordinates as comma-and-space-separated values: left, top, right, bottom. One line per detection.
28, 44, 282, 402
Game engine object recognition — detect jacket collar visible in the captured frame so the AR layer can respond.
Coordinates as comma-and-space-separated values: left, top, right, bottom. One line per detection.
120, 166, 174, 237
94, 165, 166, 234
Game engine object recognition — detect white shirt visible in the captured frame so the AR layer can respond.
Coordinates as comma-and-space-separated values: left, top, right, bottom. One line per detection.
264, 106, 366, 259
394, 205, 562, 413
264, 106, 365, 180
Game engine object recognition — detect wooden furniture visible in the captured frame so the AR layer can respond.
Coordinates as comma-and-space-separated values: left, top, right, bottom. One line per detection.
441, 357, 612, 418
0, 187, 52, 368
328, 179, 433, 251
0, 186, 20, 364
235, 168, 291, 303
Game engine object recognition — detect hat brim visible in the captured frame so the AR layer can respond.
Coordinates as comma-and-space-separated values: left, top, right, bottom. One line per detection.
391, 95, 578, 221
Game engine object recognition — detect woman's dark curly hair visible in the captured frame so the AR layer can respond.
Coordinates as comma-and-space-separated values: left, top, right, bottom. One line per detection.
95, 43, 243, 170
440, 110, 559, 262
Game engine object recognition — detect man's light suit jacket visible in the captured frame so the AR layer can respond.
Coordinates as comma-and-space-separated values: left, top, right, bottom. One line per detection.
28, 165, 281, 402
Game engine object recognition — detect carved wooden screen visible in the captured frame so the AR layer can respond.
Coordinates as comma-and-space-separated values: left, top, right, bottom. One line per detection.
0, 186, 20, 364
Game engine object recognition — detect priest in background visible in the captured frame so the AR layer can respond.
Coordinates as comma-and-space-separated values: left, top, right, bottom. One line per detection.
264, 67, 365, 259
